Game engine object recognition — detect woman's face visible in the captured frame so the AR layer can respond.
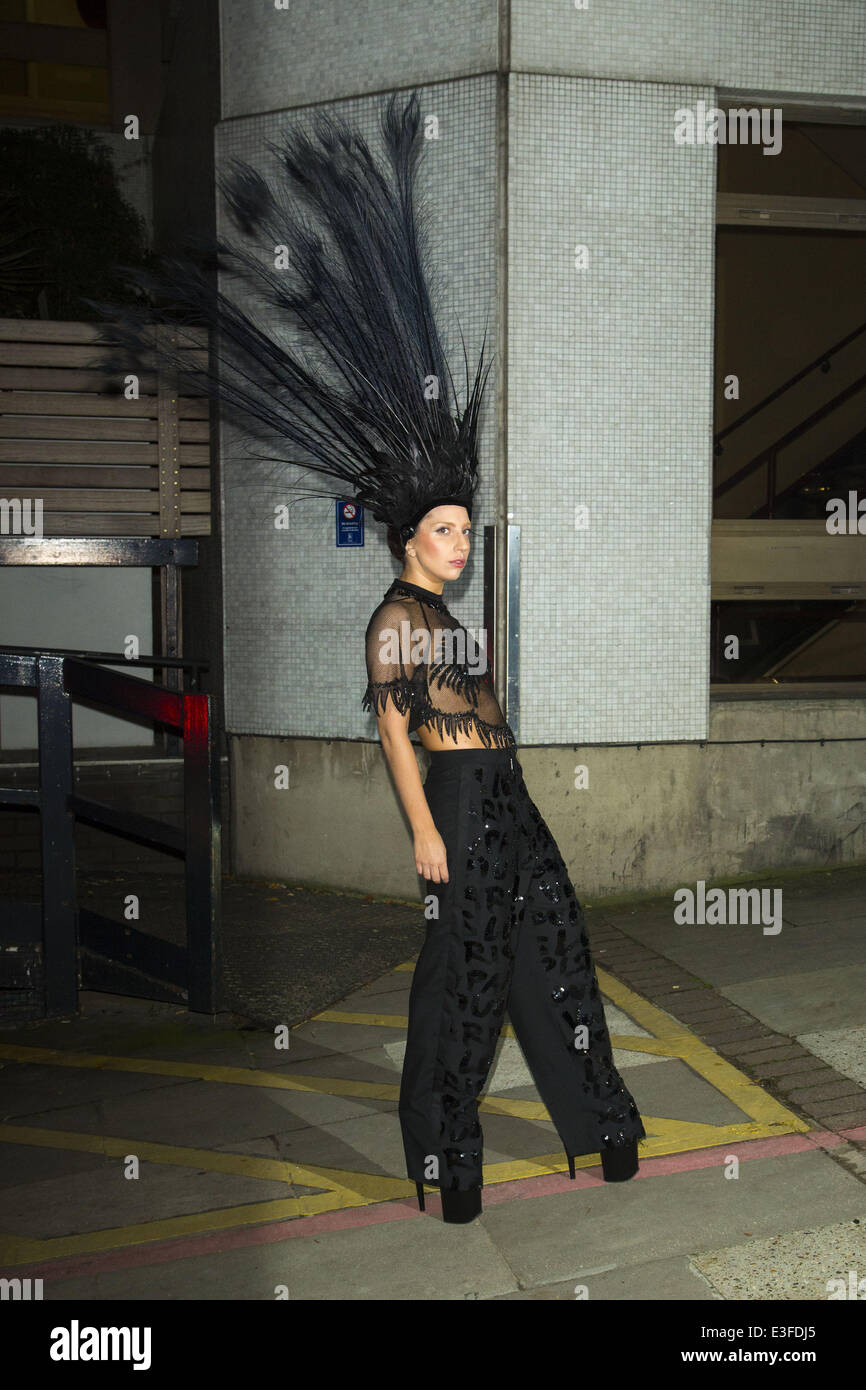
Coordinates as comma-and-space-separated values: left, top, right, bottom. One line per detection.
405, 505, 471, 582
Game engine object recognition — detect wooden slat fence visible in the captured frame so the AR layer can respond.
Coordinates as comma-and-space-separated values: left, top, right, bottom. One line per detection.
0, 317, 211, 538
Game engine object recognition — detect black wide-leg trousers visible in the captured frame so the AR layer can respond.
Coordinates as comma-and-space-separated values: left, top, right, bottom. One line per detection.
398, 746, 647, 1192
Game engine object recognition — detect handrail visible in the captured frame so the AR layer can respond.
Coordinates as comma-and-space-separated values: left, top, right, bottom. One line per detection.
0, 646, 210, 690
714, 318, 866, 451
63, 658, 186, 732
0, 647, 221, 1017
766, 422, 866, 519
714, 371, 866, 515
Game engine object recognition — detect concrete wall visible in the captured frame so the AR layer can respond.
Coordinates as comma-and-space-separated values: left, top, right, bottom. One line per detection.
214, 69, 716, 748
230, 696, 866, 899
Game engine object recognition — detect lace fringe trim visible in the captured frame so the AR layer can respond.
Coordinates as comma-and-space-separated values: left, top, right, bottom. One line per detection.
361, 678, 417, 716
362, 680, 515, 749
417, 705, 516, 749
427, 659, 487, 705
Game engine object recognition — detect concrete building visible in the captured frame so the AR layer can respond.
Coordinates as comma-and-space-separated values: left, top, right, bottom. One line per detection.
2, 1, 865, 901
214, 2, 866, 898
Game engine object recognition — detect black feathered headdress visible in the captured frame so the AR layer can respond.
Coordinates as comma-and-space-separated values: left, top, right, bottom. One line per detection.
83, 90, 492, 544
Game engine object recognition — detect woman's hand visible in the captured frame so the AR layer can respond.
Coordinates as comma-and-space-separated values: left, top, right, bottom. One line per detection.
415, 827, 449, 883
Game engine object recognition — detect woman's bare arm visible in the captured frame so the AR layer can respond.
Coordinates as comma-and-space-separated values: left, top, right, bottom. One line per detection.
376, 707, 449, 883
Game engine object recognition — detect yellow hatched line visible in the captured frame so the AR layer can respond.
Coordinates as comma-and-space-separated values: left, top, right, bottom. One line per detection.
0, 1042, 666, 1119
0, 1043, 397, 1099
0, 964, 808, 1134
0, 1116, 804, 1268
0, 1043, 614, 1123
595, 970, 810, 1132
314, 1011, 676, 1056
0, 967, 808, 1131
0, 963, 810, 1267
303, 967, 809, 1134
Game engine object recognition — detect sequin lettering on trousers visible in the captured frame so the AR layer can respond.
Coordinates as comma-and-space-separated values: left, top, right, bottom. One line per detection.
398, 754, 646, 1194
506, 771, 644, 1148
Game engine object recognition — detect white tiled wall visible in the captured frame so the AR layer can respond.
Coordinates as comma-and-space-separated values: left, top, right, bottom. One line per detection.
219, 0, 499, 119
214, 79, 499, 737
215, 0, 864, 745
507, 75, 715, 741
511, 0, 866, 98
221, 0, 866, 120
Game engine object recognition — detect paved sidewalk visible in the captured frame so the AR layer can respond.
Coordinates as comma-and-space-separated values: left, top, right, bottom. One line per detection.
0, 862, 864, 1300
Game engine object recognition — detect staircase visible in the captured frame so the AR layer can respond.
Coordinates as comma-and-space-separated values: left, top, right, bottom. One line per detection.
712, 319, 866, 685
714, 319, 866, 520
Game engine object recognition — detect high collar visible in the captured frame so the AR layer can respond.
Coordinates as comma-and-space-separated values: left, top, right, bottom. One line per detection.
388, 576, 450, 611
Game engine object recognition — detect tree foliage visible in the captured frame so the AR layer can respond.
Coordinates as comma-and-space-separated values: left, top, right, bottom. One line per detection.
0, 122, 155, 320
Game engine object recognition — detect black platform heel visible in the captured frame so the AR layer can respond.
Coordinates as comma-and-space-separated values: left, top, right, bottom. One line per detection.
416, 1181, 482, 1222
565, 1137, 640, 1183
440, 1185, 482, 1223
600, 1137, 639, 1181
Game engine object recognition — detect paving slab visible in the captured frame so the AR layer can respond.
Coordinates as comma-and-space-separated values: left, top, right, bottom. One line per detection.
691, 1219, 866, 1301
0, 862, 863, 1301
477, 1151, 865, 1292
491, 1254, 721, 1300
722, 964, 866, 1035
800, 1026, 866, 1085
1, 1162, 292, 1240
31, 1212, 521, 1301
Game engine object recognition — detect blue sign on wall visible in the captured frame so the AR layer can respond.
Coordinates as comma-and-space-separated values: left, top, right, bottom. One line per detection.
336, 499, 364, 547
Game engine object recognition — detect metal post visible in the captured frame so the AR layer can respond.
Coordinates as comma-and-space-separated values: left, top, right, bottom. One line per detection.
160, 561, 183, 755
182, 692, 221, 1013
36, 654, 78, 1016
482, 525, 496, 686
158, 339, 182, 756
506, 523, 520, 742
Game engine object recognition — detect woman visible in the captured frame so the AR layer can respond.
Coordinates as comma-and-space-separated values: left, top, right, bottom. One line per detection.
89, 89, 648, 1225
364, 503, 647, 1223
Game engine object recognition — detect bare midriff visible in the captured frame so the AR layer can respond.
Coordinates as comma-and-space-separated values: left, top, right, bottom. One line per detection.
416, 721, 499, 751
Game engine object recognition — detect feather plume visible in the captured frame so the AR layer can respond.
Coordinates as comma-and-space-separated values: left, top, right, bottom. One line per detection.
82, 90, 492, 534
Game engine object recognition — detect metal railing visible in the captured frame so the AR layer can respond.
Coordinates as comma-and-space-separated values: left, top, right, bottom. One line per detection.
714, 372, 866, 518
0, 648, 221, 1018
714, 318, 866, 451
713, 318, 866, 518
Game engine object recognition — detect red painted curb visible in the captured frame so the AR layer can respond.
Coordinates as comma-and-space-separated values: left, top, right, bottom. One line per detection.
3, 1125, 861, 1285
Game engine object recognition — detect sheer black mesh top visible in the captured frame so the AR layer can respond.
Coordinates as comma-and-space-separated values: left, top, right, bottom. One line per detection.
362, 577, 516, 749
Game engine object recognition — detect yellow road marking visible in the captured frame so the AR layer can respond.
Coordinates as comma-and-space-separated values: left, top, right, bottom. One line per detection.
0, 1117, 804, 1268
0, 962, 810, 1266
303, 968, 809, 1134
0, 1043, 398, 1099
310, 1010, 676, 1054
